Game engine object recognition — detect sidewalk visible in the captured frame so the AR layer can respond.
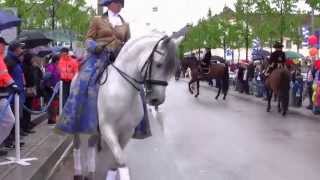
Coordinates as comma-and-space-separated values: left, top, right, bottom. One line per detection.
0, 113, 72, 180
180, 78, 319, 120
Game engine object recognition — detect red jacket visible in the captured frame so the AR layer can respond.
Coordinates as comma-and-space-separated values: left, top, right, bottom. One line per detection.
58, 55, 79, 81
0, 55, 14, 87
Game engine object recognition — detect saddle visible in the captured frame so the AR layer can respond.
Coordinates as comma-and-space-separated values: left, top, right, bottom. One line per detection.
263, 63, 285, 78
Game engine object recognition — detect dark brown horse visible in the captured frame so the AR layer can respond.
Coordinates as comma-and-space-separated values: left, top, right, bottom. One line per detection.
181, 56, 229, 99
265, 68, 290, 116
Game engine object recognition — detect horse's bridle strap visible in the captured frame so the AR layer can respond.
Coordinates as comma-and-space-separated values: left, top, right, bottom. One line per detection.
110, 35, 170, 92
145, 80, 168, 86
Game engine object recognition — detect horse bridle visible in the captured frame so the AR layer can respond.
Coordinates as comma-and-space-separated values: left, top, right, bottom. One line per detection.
110, 35, 170, 92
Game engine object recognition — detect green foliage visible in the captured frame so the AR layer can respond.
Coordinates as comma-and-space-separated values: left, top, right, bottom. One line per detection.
0, 0, 95, 40
306, 0, 320, 10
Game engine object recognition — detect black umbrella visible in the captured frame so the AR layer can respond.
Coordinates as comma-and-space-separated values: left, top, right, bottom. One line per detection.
252, 49, 270, 60
17, 31, 53, 49
0, 10, 21, 31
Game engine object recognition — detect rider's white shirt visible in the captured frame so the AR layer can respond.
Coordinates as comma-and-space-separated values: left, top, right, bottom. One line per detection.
107, 10, 123, 28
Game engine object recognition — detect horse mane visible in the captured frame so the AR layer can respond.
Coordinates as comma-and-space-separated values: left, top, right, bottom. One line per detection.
116, 32, 178, 74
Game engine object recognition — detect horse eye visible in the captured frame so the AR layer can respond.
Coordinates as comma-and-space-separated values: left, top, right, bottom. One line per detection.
156, 63, 162, 68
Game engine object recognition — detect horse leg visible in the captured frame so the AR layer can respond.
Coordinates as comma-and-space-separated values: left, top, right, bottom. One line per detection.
100, 124, 125, 167
189, 80, 194, 94
195, 80, 200, 98
86, 134, 99, 180
73, 134, 83, 180
278, 96, 282, 113
215, 80, 221, 100
267, 90, 272, 112
223, 90, 227, 100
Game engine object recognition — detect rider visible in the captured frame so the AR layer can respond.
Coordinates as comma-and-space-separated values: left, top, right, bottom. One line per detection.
201, 47, 211, 74
57, 0, 130, 134
264, 41, 286, 77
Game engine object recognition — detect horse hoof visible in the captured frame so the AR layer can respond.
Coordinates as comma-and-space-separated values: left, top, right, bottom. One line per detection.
282, 112, 287, 116
267, 108, 271, 112
223, 97, 226, 100
195, 95, 199, 98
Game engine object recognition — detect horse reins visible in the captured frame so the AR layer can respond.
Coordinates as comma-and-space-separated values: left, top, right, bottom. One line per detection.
109, 35, 169, 92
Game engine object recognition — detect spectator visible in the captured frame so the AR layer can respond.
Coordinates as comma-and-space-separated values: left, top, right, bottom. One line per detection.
58, 48, 79, 105
44, 55, 60, 124
306, 62, 315, 110
31, 56, 44, 110
22, 53, 37, 133
0, 37, 18, 155
4, 41, 26, 148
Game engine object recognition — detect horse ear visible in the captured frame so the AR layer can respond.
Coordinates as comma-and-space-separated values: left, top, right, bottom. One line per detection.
173, 36, 184, 47
162, 36, 171, 45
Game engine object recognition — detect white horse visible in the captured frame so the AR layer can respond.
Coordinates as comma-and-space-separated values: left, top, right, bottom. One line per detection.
72, 32, 183, 180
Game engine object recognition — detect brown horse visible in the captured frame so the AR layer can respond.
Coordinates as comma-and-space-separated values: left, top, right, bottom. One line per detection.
181, 56, 229, 99
265, 68, 290, 116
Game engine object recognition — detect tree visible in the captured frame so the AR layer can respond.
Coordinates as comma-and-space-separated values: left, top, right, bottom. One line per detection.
235, 0, 255, 61
271, 0, 299, 43
0, 0, 94, 40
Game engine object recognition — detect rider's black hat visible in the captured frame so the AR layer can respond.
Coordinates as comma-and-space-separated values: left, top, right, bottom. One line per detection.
273, 41, 284, 49
99, 0, 124, 7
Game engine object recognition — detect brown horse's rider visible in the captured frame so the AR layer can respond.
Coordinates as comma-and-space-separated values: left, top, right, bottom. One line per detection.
201, 48, 211, 74
265, 41, 286, 77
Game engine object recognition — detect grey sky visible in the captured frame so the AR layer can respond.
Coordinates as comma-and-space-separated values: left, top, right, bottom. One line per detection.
86, 0, 312, 37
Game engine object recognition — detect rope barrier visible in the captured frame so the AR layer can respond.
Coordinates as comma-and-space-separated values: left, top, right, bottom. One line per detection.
22, 82, 61, 115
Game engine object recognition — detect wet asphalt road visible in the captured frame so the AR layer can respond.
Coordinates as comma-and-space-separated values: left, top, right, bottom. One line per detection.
51, 79, 320, 180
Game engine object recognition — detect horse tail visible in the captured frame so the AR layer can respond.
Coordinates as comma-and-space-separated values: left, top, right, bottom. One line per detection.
222, 63, 229, 93
279, 70, 290, 112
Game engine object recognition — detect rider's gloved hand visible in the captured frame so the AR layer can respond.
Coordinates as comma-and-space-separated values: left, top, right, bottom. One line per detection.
94, 45, 104, 55
85, 39, 97, 54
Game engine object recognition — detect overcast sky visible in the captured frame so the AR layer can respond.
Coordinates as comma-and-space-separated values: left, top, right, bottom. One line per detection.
85, 0, 312, 38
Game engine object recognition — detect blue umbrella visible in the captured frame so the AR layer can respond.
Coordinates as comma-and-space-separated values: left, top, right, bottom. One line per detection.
0, 10, 21, 31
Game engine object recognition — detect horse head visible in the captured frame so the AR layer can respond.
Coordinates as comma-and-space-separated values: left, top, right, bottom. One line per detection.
141, 35, 183, 106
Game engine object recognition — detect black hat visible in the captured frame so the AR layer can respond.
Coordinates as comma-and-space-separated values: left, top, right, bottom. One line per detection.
273, 41, 284, 49
0, 37, 8, 45
8, 41, 24, 51
60, 47, 69, 53
99, 0, 124, 7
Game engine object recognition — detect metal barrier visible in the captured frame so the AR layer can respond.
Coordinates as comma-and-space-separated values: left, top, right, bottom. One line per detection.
0, 94, 38, 166
0, 81, 64, 166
